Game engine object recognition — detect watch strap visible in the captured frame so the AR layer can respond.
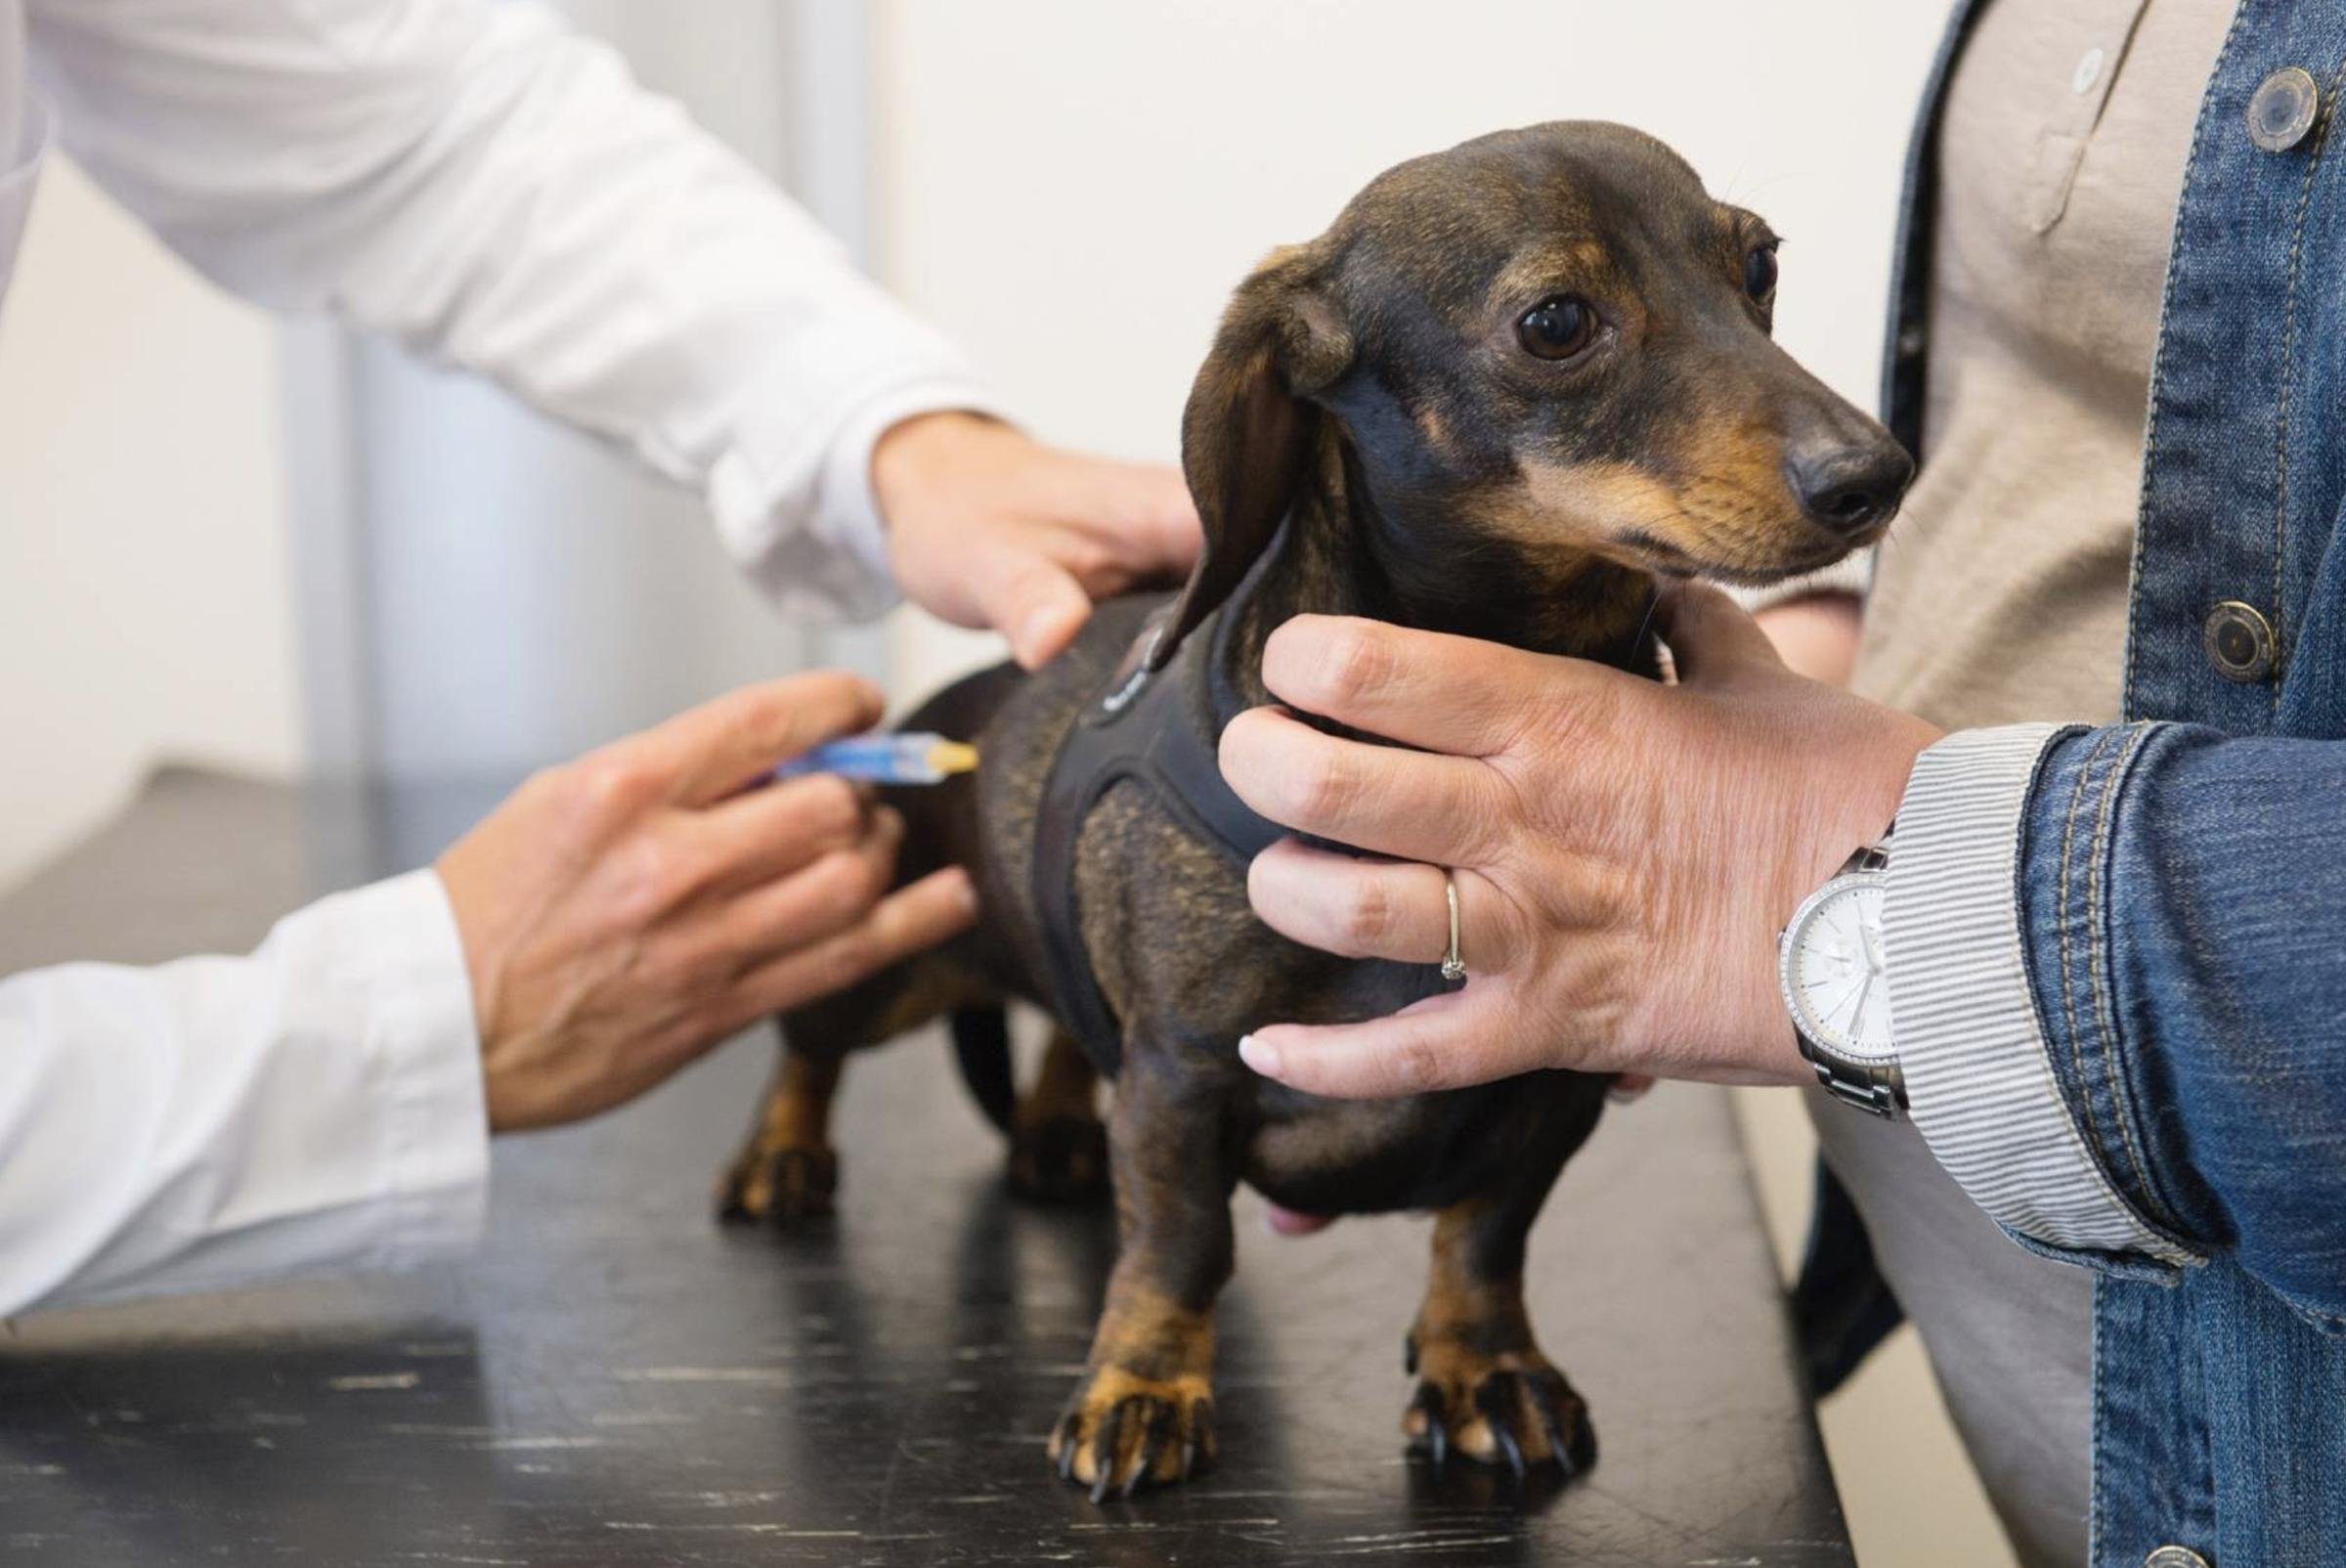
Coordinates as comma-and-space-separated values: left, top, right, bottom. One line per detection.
1808, 1056, 1907, 1117
1843, 839, 1891, 875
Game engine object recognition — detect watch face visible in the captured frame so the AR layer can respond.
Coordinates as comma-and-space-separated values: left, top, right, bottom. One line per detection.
1784, 877, 1895, 1062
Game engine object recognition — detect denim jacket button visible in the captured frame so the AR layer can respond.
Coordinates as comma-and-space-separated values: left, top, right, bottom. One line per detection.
2203, 600, 2278, 682
2144, 1547, 2211, 1568
2246, 66, 2322, 152
2071, 46, 2106, 96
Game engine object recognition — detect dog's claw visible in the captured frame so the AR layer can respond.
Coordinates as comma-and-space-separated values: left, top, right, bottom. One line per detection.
1476, 1376, 1528, 1483
1529, 1380, 1568, 1462
1127, 1402, 1175, 1499
1408, 1381, 1450, 1468
1519, 1365, 1595, 1477
1087, 1403, 1126, 1503
1474, 1376, 1530, 1483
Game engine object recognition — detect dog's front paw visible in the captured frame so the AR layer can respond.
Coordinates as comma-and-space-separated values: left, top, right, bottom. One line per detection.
1007, 1114, 1109, 1204
1403, 1335, 1595, 1481
1049, 1368, 1216, 1502
716, 1144, 838, 1227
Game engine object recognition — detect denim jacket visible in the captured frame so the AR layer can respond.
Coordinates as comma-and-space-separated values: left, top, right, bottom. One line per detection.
1807, 3, 2346, 1564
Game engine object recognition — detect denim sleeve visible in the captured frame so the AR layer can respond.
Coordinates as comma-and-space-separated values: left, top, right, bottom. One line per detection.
2020, 721, 2346, 1324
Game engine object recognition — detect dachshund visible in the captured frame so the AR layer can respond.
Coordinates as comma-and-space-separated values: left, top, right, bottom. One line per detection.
715, 120, 1910, 1502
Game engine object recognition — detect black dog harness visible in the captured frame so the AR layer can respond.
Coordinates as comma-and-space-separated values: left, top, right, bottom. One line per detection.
1028, 538, 1661, 1077
1030, 599, 1281, 1075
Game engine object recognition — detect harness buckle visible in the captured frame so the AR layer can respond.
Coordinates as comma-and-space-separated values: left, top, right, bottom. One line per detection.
1099, 622, 1165, 716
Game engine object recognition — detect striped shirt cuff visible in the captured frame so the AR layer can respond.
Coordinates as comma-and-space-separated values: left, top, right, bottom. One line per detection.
1885, 725, 2197, 1267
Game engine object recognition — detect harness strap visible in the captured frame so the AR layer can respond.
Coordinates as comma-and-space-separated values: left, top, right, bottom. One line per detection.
1028, 547, 1662, 1076
1030, 601, 1280, 1075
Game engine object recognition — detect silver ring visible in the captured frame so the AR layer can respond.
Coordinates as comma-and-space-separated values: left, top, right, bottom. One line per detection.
1440, 872, 1466, 982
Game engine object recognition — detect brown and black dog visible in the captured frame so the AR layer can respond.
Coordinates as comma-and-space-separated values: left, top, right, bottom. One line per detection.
717, 122, 1909, 1501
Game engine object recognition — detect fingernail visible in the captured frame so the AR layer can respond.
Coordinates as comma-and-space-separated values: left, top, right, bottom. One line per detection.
1238, 1032, 1281, 1077
1020, 603, 1077, 666
949, 868, 980, 917
1608, 1072, 1657, 1105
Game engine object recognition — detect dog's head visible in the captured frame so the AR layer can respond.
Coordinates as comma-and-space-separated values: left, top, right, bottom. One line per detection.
1155, 120, 1912, 662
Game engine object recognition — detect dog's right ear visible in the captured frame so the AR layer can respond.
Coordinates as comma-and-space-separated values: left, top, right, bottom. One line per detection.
1148, 245, 1349, 672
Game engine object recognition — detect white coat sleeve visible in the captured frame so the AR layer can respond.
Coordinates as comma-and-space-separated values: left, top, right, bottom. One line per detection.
0, 870, 488, 1320
22, 0, 1002, 619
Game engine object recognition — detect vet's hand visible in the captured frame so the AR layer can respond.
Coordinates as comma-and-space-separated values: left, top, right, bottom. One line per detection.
437, 675, 978, 1131
874, 413, 1199, 670
1217, 584, 1940, 1099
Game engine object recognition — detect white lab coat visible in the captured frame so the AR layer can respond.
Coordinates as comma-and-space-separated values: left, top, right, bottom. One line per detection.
0, 0, 997, 1320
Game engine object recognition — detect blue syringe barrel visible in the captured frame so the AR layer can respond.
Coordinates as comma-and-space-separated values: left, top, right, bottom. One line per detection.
773, 733, 958, 785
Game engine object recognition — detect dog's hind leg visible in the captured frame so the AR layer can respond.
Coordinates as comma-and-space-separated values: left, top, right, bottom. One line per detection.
715, 952, 997, 1227
1007, 1028, 1108, 1203
717, 1033, 843, 1226
1049, 1057, 1235, 1500
1402, 1170, 1598, 1480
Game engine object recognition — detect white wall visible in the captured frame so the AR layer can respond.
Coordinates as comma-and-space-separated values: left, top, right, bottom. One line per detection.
0, 161, 303, 888
873, 0, 1936, 461
871, 5, 2007, 1565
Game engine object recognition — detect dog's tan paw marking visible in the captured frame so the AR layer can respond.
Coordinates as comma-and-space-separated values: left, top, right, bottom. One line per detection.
1048, 1368, 1216, 1503
716, 1144, 838, 1227
1402, 1336, 1595, 1481
1007, 1114, 1109, 1204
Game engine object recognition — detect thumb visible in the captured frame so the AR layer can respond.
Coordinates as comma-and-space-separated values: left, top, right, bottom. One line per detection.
1237, 989, 1544, 1099
978, 554, 1094, 670
1655, 580, 1785, 685
1061, 457, 1197, 582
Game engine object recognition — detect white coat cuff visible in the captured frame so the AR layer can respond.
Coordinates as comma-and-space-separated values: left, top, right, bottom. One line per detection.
1885, 725, 2197, 1267
707, 286, 1007, 622
814, 384, 1021, 611
366, 869, 492, 1273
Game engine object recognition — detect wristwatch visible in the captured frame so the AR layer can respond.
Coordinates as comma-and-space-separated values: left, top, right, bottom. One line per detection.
1777, 832, 1904, 1118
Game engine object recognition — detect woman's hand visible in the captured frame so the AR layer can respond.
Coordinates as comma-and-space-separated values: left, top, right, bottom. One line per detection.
437, 674, 978, 1131
1218, 584, 1940, 1099
874, 413, 1199, 669
1753, 591, 1864, 686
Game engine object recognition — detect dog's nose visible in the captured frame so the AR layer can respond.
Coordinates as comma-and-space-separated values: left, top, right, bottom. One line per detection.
1784, 441, 1914, 535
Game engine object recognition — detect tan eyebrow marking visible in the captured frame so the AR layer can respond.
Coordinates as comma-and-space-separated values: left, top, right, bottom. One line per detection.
1491, 240, 1617, 306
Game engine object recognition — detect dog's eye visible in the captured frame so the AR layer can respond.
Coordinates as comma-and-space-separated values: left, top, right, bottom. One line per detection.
1516, 295, 1596, 361
1743, 244, 1779, 302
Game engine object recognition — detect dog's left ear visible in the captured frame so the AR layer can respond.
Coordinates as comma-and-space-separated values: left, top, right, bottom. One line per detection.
1148, 243, 1350, 671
